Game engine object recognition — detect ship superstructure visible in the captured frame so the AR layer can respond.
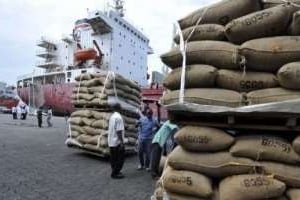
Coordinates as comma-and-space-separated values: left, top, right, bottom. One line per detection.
17, 0, 154, 114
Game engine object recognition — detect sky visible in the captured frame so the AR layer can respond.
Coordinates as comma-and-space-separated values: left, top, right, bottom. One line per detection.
0, 0, 218, 85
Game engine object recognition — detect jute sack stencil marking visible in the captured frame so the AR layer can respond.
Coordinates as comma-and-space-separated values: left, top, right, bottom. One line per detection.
178, 0, 261, 29
217, 69, 278, 92
219, 174, 286, 200
239, 36, 300, 72
230, 135, 300, 164
261, 161, 300, 187
161, 88, 243, 107
292, 135, 300, 154
162, 167, 213, 198
289, 11, 300, 35
247, 88, 300, 105
277, 62, 300, 89
262, 0, 300, 9
160, 41, 240, 70
174, 24, 225, 44
163, 65, 217, 90
287, 189, 300, 200
168, 146, 261, 178
174, 126, 234, 152
225, 4, 296, 44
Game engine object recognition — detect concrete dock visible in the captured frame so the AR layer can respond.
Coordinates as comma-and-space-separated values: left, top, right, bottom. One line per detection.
0, 113, 155, 200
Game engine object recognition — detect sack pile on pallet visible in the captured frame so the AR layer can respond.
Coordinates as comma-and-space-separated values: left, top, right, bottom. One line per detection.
153, 0, 300, 199
66, 72, 140, 156
161, 0, 300, 107
153, 126, 300, 200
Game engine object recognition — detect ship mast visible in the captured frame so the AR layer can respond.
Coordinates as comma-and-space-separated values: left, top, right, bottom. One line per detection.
113, 0, 125, 17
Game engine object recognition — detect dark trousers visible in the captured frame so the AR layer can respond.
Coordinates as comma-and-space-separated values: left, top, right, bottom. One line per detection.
12, 112, 17, 119
110, 145, 125, 176
138, 139, 152, 168
150, 143, 162, 177
38, 117, 42, 128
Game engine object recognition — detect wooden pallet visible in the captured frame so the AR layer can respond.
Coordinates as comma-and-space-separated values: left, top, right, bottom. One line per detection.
169, 112, 300, 132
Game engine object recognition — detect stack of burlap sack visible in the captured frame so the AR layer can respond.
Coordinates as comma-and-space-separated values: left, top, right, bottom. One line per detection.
68, 72, 140, 156
153, 126, 300, 200
161, 0, 300, 107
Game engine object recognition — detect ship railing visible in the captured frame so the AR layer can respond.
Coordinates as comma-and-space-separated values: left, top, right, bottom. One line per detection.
36, 49, 56, 57
36, 60, 60, 68
36, 37, 57, 48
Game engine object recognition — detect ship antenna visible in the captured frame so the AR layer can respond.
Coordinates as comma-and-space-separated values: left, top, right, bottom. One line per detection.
113, 0, 125, 17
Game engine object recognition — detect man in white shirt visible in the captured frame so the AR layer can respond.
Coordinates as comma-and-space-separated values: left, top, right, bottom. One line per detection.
108, 103, 125, 179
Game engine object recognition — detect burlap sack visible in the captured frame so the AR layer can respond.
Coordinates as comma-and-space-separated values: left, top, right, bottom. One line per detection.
160, 41, 240, 69
168, 146, 260, 178
277, 62, 300, 89
174, 24, 225, 44
161, 88, 243, 107
70, 117, 83, 126
217, 70, 278, 92
163, 65, 217, 90
91, 119, 109, 129
162, 167, 213, 198
75, 73, 92, 81
289, 11, 300, 35
219, 174, 286, 200
81, 117, 96, 126
240, 36, 300, 72
71, 110, 93, 118
125, 132, 138, 139
92, 111, 111, 120
71, 125, 86, 135
71, 93, 95, 101
292, 136, 300, 154
247, 88, 300, 105
76, 134, 98, 145
225, 5, 295, 44
262, 0, 300, 9
261, 161, 300, 187
175, 126, 234, 152
72, 87, 89, 94
230, 136, 300, 164
82, 126, 107, 136
69, 131, 80, 138
178, 0, 261, 29
287, 189, 300, 200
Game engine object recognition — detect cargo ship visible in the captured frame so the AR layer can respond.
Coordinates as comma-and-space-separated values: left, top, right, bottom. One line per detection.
17, 0, 165, 117
0, 82, 18, 111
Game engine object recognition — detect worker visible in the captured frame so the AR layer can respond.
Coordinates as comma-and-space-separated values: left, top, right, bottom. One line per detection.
47, 106, 53, 127
137, 108, 160, 171
12, 106, 17, 119
108, 103, 125, 179
37, 107, 43, 128
150, 120, 178, 178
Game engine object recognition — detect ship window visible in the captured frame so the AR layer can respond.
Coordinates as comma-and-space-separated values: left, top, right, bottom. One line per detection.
67, 72, 72, 78
119, 21, 122, 25
81, 70, 87, 73
114, 18, 118, 22
123, 24, 126, 28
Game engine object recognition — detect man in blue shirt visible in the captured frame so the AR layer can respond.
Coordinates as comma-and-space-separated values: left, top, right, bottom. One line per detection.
137, 108, 160, 170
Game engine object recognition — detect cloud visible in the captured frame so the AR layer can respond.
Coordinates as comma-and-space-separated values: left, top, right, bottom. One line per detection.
0, 0, 218, 85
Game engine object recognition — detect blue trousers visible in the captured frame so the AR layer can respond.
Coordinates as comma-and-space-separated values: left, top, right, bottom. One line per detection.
138, 139, 152, 168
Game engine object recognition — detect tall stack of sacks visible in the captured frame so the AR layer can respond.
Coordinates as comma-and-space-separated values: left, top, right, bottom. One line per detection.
68, 72, 140, 156
161, 0, 300, 107
156, 125, 300, 199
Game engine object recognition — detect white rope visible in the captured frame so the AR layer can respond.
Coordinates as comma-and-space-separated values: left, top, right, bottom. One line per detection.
177, 7, 209, 104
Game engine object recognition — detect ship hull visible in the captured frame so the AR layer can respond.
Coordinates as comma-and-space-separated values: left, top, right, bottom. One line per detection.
18, 83, 75, 116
